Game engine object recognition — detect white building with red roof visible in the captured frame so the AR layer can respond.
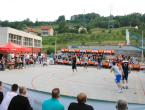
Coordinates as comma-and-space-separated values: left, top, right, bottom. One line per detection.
41, 25, 53, 36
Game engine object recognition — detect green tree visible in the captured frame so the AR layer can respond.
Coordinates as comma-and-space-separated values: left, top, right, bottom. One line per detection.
80, 29, 86, 34
57, 15, 65, 24
121, 29, 126, 36
74, 29, 79, 34
46, 47, 55, 54
58, 20, 69, 33
88, 30, 92, 34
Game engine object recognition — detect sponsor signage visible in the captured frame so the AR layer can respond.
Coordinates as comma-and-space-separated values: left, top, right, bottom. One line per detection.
57, 60, 64, 63
104, 50, 111, 53
61, 49, 64, 52
69, 49, 75, 52
80, 50, 86, 52
91, 50, 98, 53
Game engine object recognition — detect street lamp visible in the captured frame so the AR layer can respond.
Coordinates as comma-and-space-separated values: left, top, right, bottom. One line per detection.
142, 29, 144, 62
55, 31, 58, 55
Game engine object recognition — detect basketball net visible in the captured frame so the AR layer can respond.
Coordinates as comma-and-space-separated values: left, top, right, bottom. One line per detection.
118, 42, 126, 48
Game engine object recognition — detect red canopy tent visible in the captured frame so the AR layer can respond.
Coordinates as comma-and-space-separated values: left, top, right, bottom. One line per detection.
0, 42, 32, 51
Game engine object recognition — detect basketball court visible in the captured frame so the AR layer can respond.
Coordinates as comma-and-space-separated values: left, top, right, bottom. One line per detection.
0, 64, 145, 104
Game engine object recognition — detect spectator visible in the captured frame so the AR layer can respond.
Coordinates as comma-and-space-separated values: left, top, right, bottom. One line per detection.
0, 81, 3, 104
8, 86, 32, 110
42, 88, 64, 110
0, 58, 4, 71
0, 84, 18, 110
49, 53, 54, 64
0, 52, 3, 60
68, 93, 94, 110
116, 98, 128, 110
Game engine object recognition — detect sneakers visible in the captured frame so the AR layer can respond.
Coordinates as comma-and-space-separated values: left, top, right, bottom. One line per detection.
118, 89, 123, 93
86, 70, 88, 72
83, 68, 85, 71
76, 71, 78, 73
122, 86, 129, 89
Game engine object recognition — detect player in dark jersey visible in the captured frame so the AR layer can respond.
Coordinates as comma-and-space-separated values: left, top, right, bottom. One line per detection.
71, 54, 78, 74
120, 57, 131, 89
97, 56, 101, 69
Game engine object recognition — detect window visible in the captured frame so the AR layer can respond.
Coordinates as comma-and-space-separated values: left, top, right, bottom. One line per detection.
34, 39, 41, 47
23, 37, 33, 46
8, 34, 22, 45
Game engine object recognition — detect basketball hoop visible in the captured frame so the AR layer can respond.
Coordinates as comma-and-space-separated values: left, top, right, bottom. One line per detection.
118, 42, 126, 48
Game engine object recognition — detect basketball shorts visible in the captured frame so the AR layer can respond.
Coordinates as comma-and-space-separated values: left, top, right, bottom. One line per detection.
72, 64, 76, 69
122, 70, 128, 80
98, 62, 101, 66
116, 74, 121, 83
84, 63, 87, 66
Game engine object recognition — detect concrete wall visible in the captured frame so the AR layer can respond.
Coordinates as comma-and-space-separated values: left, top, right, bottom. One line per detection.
0, 27, 8, 44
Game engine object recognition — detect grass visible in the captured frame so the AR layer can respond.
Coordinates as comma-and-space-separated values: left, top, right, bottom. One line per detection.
29, 25, 141, 49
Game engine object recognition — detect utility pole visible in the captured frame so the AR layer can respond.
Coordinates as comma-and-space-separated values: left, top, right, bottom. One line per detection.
108, 3, 114, 30
142, 29, 144, 62
130, 22, 131, 28
55, 31, 58, 55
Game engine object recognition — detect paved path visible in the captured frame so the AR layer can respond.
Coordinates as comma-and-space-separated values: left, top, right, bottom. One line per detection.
0, 64, 145, 104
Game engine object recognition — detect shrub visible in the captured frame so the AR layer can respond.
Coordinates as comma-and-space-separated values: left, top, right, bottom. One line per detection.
52, 42, 55, 45
46, 47, 55, 55
88, 30, 92, 34
108, 30, 112, 33
80, 29, 87, 34
102, 30, 105, 33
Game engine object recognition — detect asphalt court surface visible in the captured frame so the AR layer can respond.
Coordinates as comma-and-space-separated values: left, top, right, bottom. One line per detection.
0, 64, 145, 104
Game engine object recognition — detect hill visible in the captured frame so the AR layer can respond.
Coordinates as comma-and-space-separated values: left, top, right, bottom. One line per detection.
36, 26, 142, 52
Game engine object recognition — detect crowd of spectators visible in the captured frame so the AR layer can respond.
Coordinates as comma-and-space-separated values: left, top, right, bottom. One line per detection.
57, 52, 139, 65
0, 81, 129, 110
0, 52, 47, 71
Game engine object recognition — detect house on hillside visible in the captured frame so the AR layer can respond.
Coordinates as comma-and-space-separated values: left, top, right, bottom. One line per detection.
41, 25, 53, 36
69, 26, 75, 30
79, 26, 87, 33
22, 27, 38, 35
135, 26, 138, 29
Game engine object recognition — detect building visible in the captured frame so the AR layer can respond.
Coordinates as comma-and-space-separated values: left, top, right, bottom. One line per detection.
22, 27, 38, 35
41, 26, 53, 36
135, 26, 138, 29
79, 26, 87, 33
69, 26, 75, 30
0, 27, 42, 53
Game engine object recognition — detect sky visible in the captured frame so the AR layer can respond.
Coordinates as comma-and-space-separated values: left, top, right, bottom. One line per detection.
0, 0, 145, 22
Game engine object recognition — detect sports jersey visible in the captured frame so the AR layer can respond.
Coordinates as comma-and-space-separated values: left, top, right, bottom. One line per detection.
83, 57, 88, 63
98, 58, 101, 63
120, 60, 129, 70
72, 57, 76, 64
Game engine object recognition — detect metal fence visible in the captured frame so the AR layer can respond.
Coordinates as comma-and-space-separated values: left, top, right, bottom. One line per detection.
68, 45, 141, 51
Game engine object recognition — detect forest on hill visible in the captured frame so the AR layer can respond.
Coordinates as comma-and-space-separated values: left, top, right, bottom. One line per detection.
0, 12, 145, 32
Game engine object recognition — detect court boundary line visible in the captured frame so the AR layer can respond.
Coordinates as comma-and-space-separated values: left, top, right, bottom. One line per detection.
136, 72, 145, 95
31, 73, 68, 95
134, 71, 142, 103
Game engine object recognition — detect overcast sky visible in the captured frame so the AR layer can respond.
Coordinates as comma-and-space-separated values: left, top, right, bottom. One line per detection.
0, 0, 145, 22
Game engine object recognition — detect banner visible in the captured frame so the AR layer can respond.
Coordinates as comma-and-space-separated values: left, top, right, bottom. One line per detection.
91, 50, 98, 53
1, 84, 145, 110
